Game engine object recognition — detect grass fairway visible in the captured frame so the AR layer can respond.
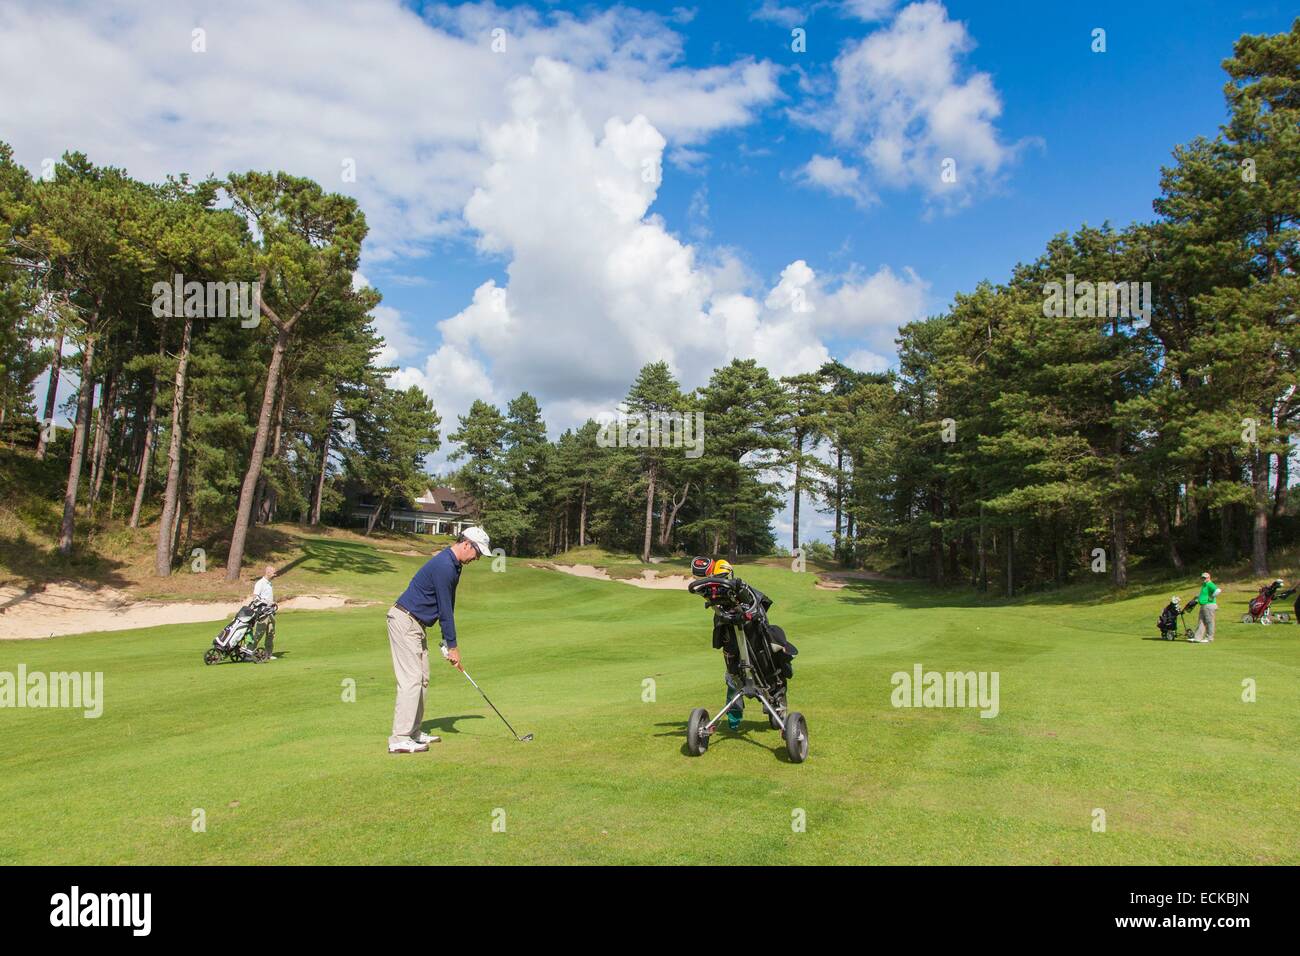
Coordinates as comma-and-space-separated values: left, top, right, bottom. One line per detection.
1, 540, 1297, 865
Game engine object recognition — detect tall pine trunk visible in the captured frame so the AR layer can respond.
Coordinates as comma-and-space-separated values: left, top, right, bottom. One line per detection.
1274, 448, 1289, 518
1251, 447, 1270, 575
834, 445, 844, 560
640, 460, 657, 563
1154, 495, 1185, 572
226, 326, 291, 581
155, 315, 193, 576
108, 467, 120, 520
310, 426, 330, 526
578, 483, 587, 546
88, 374, 110, 502
791, 432, 803, 553
1111, 508, 1128, 587
90, 369, 118, 510
1004, 527, 1014, 598
58, 334, 96, 555
255, 374, 289, 524
129, 342, 164, 528
172, 443, 189, 562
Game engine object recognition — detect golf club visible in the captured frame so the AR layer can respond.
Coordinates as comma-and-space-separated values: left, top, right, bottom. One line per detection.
441, 643, 533, 742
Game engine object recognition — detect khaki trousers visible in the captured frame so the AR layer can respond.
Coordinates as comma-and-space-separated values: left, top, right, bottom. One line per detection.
1194, 604, 1217, 641
387, 606, 429, 746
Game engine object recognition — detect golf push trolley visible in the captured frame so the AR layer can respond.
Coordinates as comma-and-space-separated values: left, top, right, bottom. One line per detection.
684, 558, 808, 763
1241, 579, 1293, 626
203, 598, 277, 664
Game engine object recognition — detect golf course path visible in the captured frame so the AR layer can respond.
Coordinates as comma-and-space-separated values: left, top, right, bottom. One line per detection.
0, 584, 356, 640
534, 563, 692, 589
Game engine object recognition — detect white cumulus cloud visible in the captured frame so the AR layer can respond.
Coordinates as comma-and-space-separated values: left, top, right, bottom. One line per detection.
795, 154, 876, 207
390, 60, 929, 437
797, 1, 1027, 210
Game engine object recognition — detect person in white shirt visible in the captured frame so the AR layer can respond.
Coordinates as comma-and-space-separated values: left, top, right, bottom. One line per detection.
252, 566, 277, 658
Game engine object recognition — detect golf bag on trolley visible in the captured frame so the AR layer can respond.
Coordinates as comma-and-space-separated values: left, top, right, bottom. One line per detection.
683, 557, 808, 763
1156, 596, 1190, 641
1242, 580, 1291, 626
204, 598, 277, 664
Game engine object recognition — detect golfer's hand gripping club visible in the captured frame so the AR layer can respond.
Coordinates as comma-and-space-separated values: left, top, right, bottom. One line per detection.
438, 641, 462, 670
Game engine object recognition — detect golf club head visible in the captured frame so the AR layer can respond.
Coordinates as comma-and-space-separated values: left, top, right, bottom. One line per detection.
519, 734, 534, 742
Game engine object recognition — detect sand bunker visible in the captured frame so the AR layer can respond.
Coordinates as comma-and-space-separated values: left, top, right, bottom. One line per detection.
0, 584, 353, 640
538, 564, 692, 590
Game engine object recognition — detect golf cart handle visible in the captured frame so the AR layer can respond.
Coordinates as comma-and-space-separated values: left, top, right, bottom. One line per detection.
688, 575, 739, 595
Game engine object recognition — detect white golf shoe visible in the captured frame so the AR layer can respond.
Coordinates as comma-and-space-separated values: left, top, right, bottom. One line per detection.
415, 733, 441, 745
388, 739, 429, 754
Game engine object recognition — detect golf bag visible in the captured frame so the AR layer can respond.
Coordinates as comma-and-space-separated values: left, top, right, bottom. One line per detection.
204, 599, 277, 664
711, 591, 798, 681
1156, 598, 1187, 641
1242, 580, 1290, 625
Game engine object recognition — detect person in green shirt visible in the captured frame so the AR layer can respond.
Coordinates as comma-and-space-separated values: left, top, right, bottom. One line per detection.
1187, 572, 1221, 643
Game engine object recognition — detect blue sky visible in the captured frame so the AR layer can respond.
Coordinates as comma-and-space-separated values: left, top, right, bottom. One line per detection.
2, 0, 1293, 543
369, 0, 1293, 356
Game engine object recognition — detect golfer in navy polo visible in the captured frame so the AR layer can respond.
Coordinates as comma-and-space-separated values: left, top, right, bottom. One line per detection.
386, 527, 490, 754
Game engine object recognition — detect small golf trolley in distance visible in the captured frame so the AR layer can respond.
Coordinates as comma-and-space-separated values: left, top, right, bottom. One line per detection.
684, 557, 808, 763
204, 598, 277, 664
1241, 579, 1293, 626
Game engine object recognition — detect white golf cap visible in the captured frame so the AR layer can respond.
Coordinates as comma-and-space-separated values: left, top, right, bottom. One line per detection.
461, 526, 491, 556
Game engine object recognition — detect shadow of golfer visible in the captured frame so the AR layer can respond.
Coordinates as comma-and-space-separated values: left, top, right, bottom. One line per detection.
422, 714, 486, 736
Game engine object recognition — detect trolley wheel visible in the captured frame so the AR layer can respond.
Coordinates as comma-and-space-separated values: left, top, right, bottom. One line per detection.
1260, 614, 1271, 626
253, 647, 270, 662
783, 711, 808, 763
203, 648, 221, 666
1241, 613, 1255, 624
686, 707, 710, 756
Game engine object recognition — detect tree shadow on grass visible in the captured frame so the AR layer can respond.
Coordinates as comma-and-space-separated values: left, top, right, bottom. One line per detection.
184, 526, 300, 573
653, 718, 793, 762
0, 531, 133, 597
280, 538, 397, 578
189, 528, 396, 578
